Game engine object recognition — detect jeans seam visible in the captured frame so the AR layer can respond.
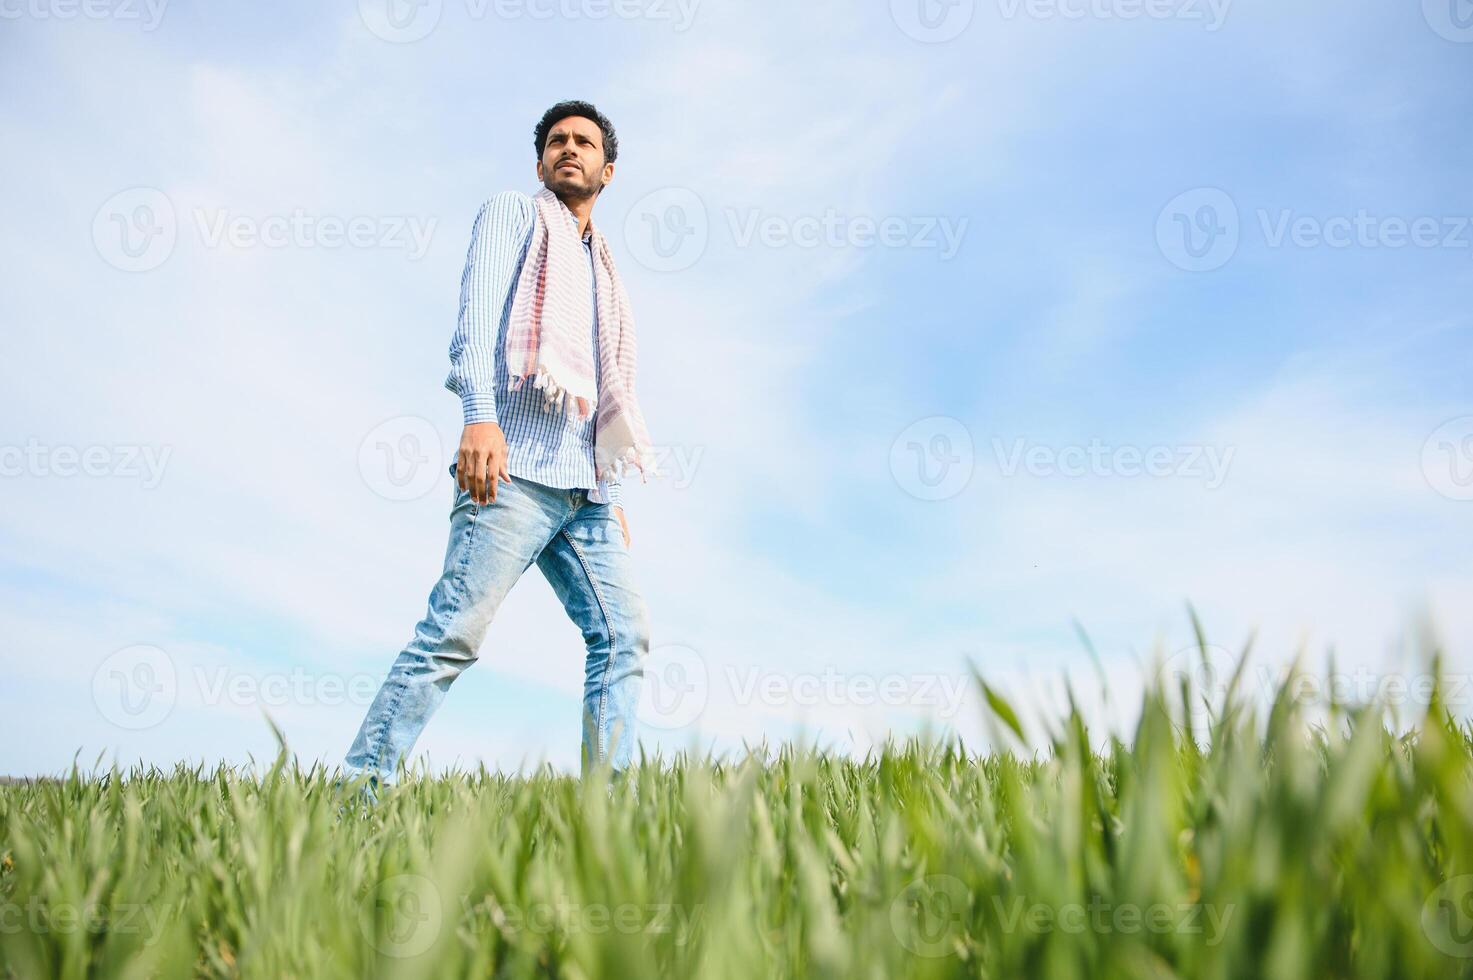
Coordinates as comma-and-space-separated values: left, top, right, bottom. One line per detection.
560, 526, 618, 762
364, 495, 480, 776
444, 499, 480, 616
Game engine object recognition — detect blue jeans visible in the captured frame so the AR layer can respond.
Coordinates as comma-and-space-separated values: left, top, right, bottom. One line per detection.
344, 464, 650, 784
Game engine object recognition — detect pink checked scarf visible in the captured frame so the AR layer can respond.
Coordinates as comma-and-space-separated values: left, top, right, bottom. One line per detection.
505, 187, 655, 485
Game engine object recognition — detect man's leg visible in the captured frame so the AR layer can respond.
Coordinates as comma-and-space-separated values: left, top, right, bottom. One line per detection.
344, 473, 563, 785
535, 494, 652, 776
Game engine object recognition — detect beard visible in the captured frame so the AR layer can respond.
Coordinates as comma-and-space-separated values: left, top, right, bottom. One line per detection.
544, 165, 599, 200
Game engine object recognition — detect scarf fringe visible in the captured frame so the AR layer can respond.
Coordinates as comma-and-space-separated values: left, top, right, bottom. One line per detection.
514, 369, 590, 419
598, 444, 655, 485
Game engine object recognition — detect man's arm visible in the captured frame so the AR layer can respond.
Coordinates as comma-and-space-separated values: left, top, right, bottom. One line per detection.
448, 192, 533, 504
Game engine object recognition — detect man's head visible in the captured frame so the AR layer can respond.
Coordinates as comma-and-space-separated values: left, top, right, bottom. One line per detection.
534, 100, 617, 201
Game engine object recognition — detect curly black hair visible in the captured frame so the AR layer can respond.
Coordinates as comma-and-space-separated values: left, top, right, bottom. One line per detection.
534, 100, 618, 165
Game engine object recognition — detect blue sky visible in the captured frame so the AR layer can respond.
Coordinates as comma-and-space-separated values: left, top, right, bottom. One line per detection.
1, 0, 1470, 775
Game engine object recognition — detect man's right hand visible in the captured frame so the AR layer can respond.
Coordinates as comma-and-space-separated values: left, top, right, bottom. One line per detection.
457, 422, 511, 504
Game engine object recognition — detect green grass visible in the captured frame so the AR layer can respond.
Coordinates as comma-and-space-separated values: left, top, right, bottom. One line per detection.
4, 642, 1473, 979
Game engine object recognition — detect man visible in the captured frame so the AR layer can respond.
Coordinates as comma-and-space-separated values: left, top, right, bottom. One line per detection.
343, 101, 656, 793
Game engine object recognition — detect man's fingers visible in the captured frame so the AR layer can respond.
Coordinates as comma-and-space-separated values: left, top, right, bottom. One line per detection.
483, 452, 507, 503
468, 452, 486, 504
482, 452, 499, 503
456, 432, 509, 505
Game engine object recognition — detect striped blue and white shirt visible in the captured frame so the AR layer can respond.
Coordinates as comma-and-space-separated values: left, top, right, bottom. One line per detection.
445, 190, 622, 507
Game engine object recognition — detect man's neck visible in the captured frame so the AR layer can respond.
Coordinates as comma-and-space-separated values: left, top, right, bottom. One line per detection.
556, 191, 597, 240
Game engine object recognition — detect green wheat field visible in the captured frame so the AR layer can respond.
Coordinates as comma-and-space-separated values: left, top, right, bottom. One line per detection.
4, 637, 1473, 979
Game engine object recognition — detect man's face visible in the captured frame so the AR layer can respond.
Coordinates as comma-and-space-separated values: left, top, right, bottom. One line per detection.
537, 115, 612, 200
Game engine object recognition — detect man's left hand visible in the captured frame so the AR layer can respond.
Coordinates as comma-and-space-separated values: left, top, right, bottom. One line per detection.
613, 505, 630, 548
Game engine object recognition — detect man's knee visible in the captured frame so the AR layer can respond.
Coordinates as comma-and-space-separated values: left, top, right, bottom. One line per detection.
398, 580, 495, 680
